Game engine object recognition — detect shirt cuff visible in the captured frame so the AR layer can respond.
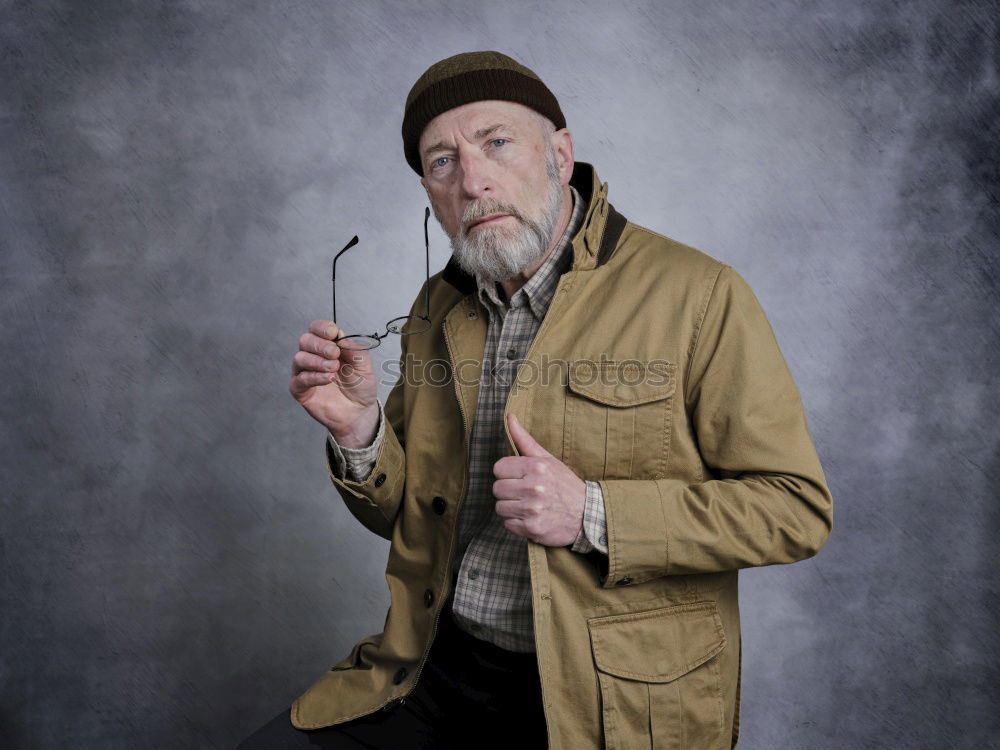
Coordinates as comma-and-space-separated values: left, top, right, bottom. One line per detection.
570, 480, 609, 555
326, 403, 385, 483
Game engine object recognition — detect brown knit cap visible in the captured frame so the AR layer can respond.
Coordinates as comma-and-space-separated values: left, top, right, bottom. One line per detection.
402, 51, 566, 175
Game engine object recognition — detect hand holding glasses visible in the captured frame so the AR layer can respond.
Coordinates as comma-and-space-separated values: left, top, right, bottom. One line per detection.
332, 208, 432, 350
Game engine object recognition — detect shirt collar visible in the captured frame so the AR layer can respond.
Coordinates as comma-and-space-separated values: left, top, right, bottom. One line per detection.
477, 185, 584, 320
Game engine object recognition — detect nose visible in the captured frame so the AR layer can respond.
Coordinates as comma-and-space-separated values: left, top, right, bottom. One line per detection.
459, 150, 493, 200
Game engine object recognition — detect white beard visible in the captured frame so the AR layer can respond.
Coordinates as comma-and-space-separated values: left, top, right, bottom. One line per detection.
443, 152, 563, 284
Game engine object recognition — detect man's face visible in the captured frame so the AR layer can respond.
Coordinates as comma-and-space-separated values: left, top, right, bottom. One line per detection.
418, 100, 573, 283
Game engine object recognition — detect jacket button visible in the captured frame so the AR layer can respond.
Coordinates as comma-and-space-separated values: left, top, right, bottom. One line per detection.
423, 589, 434, 607
374, 473, 387, 487
615, 577, 633, 586
432, 496, 447, 515
393, 667, 408, 685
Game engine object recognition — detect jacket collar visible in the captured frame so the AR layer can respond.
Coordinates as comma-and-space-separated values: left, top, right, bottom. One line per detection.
441, 161, 627, 294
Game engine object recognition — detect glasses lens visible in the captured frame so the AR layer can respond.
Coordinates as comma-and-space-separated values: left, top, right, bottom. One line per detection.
386, 315, 431, 336
336, 334, 381, 351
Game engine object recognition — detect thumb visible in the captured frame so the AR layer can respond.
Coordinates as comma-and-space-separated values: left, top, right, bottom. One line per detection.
507, 413, 552, 458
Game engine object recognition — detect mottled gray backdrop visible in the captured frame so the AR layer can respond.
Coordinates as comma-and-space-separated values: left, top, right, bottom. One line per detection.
1, 0, 997, 747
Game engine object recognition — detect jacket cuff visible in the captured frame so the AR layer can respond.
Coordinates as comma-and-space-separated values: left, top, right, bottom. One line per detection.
327, 402, 385, 483
598, 478, 678, 588
325, 413, 406, 539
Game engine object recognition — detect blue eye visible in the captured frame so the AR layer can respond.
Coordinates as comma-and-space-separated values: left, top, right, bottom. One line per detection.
433, 156, 450, 168
492, 138, 507, 147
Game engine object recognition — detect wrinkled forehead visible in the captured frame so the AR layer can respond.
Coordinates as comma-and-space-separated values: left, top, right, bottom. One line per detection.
418, 100, 547, 153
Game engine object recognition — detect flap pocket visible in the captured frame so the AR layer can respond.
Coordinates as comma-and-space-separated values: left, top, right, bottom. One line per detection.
588, 602, 726, 683
568, 360, 676, 407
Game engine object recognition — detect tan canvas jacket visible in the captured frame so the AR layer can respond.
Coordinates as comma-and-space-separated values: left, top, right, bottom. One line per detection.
292, 163, 833, 749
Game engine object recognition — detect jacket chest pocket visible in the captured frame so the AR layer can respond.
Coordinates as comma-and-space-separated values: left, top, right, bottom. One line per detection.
563, 360, 676, 480
589, 602, 728, 750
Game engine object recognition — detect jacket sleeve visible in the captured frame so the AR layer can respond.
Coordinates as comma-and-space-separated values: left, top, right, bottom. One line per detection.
598, 266, 833, 586
323, 376, 406, 541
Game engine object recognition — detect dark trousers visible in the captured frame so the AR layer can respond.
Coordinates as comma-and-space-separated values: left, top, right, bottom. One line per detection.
236, 612, 547, 749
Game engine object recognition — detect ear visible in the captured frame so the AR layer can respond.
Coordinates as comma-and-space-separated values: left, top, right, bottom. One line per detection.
550, 128, 575, 186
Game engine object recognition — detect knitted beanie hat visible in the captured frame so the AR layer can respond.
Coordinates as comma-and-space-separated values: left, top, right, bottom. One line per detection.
402, 51, 566, 175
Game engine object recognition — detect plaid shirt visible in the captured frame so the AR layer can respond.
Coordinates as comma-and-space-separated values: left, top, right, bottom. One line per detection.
330, 186, 607, 652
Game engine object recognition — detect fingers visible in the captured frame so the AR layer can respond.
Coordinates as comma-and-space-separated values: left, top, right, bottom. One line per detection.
301, 322, 372, 370
292, 350, 340, 376
493, 455, 528, 480
493, 454, 554, 479
297, 322, 371, 371
492, 478, 543, 503
291, 323, 342, 396
507, 414, 552, 458
289, 320, 379, 412
501, 517, 544, 545
299, 331, 341, 360
308, 319, 344, 340
301, 319, 367, 360
494, 498, 519, 519
493, 476, 549, 523
289, 369, 336, 397
497, 502, 532, 529
495, 494, 542, 518
503, 517, 528, 538
290, 326, 342, 398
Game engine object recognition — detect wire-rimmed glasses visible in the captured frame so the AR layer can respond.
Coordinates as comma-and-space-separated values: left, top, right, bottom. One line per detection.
331, 207, 432, 350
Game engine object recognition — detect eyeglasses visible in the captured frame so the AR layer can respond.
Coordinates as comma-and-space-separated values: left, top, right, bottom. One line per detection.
332, 207, 432, 350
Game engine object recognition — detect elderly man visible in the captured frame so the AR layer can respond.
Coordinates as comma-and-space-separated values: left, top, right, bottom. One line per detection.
242, 51, 832, 749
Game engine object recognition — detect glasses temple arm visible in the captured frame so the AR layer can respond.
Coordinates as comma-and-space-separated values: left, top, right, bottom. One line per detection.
422, 207, 430, 318
332, 235, 360, 325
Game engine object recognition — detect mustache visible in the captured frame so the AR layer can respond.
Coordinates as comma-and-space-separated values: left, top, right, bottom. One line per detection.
460, 199, 529, 234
